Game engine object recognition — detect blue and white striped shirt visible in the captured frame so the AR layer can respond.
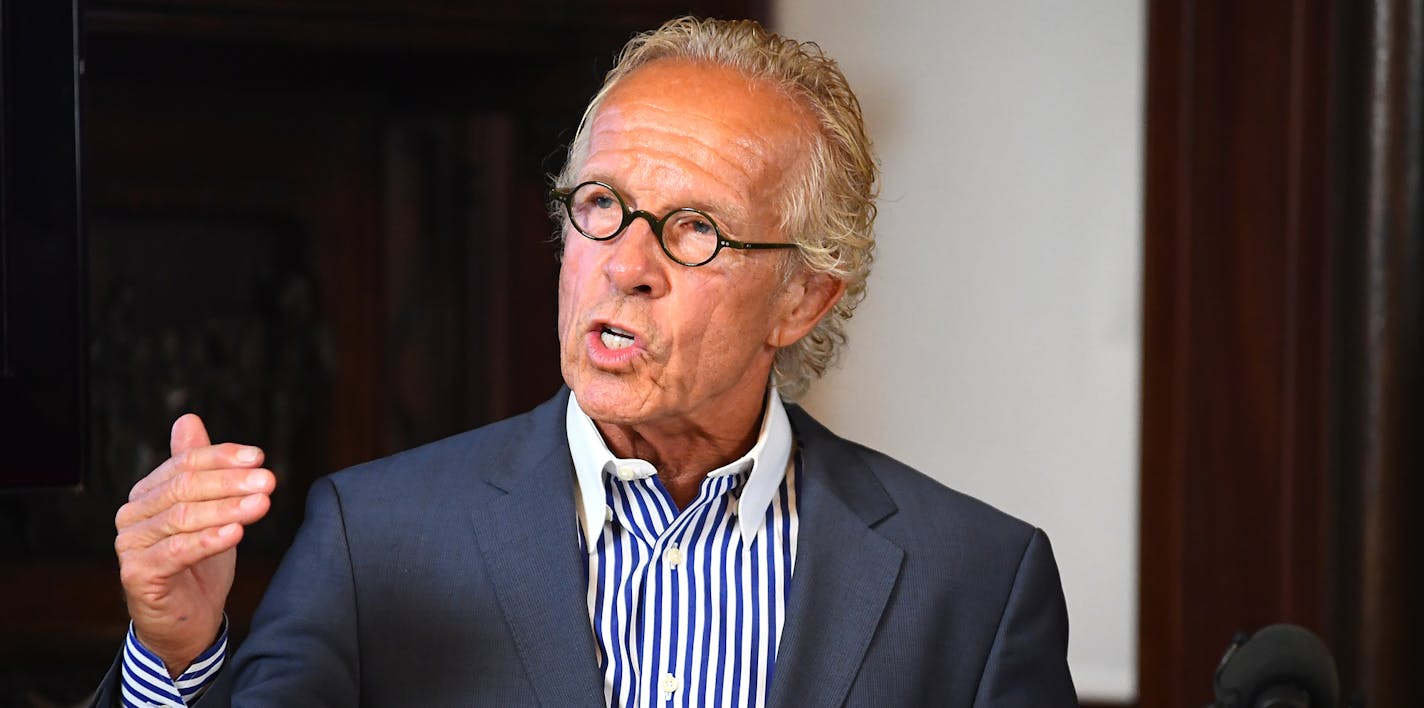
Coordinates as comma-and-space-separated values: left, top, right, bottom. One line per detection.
567, 391, 799, 708
119, 389, 799, 706
120, 620, 226, 707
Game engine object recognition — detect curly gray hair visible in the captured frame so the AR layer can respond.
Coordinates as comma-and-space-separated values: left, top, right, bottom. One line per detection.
554, 16, 878, 401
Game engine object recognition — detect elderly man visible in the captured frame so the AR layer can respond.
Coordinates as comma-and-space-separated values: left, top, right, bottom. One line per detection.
97, 17, 1076, 707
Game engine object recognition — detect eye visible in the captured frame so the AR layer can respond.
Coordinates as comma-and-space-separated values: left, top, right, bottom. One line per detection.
574, 185, 618, 209
669, 211, 715, 236
667, 212, 716, 237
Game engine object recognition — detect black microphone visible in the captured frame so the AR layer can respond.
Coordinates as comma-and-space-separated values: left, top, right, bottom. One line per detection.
1212, 624, 1340, 708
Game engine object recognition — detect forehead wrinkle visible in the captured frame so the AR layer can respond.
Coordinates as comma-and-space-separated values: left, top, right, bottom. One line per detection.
615, 100, 785, 177
582, 62, 814, 238
590, 102, 767, 181
595, 150, 752, 220
585, 132, 761, 227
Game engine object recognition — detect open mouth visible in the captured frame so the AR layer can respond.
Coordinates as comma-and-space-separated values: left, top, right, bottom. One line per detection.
599, 325, 636, 351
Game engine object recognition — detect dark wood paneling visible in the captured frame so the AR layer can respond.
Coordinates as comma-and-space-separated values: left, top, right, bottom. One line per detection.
1140, 1, 1334, 706
85, 0, 771, 54
1144, 0, 1424, 705
0, 3, 768, 702
1330, 1, 1424, 705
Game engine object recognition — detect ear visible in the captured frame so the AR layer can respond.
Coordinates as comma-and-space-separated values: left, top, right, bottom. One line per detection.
767, 269, 847, 349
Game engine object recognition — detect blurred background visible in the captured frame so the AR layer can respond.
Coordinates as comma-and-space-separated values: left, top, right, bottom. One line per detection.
2, 1, 1420, 706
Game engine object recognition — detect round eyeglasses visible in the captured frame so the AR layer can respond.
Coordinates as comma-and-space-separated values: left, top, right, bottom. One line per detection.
550, 181, 800, 267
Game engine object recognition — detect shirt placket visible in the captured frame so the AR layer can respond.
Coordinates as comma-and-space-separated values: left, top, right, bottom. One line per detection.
609, 472, 741, 708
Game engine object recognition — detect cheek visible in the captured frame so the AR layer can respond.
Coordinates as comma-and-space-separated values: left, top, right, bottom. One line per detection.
556, 266, 573, 340
704, 283, 783, 355
557, 243, 595, 334
679, 293, 760, 359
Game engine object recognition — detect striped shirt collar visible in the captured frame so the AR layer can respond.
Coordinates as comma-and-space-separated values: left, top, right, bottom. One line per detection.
566, 388, 794, 550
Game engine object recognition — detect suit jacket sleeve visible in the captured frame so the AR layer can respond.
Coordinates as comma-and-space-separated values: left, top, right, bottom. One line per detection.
88, 652, 122, 708
973, 528, 1078, 707
217, 476, 361, 706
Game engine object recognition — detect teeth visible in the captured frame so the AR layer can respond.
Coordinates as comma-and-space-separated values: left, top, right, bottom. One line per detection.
601, 327, 634, 350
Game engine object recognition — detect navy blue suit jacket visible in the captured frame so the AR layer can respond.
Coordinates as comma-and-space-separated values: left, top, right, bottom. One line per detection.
97, 389, 1077, 706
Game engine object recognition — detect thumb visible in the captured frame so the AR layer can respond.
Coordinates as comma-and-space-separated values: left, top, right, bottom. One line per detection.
170, 413, 212, 457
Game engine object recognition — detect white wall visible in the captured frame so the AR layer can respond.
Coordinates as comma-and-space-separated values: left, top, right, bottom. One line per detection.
772, 2, 1143, 701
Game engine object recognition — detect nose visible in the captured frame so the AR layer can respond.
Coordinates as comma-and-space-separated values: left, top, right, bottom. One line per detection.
602, 215, 670, 297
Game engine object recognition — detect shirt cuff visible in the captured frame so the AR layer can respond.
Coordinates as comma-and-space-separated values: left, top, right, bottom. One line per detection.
119, 617, 228, 707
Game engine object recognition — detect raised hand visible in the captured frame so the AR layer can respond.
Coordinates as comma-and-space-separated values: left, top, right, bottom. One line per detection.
114, 414, 275, 676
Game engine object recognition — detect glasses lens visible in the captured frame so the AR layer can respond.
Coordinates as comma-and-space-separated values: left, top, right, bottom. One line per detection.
569, 183, 625, 238
661, 209, 720, 265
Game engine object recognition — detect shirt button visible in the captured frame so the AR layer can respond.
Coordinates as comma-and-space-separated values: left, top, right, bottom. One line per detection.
616, 466, 636, 481
664, 545, 683, 568
660, 672, 680, 695
605, 505, 614, 523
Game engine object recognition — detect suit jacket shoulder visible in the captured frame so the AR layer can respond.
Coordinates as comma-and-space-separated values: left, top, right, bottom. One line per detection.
777, 403, 1077, 707
787, 401, 1037, 557
227, 388, 602, 706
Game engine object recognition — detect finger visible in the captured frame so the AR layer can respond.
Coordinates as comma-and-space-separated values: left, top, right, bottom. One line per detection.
129, 443, 265, 502
119, 523, 244, 585
117, 467, 275, 529
170, 413, 211, 458
116, 493, 271, 552
125, 418, 207, 502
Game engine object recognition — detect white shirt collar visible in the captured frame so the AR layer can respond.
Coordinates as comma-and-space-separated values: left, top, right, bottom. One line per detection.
566, 388, 794, 550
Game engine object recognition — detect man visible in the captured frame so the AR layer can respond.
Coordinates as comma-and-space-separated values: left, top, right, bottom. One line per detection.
98, 16, 1076, 707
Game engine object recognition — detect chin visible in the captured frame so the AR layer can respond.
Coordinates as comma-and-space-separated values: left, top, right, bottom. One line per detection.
567, 370, 658, 424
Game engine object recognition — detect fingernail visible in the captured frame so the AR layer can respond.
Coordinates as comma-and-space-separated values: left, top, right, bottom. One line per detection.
218, 523, 238, 538
240, 495, 261, 511
245, 470, 268, 491
236, 447, 260, 464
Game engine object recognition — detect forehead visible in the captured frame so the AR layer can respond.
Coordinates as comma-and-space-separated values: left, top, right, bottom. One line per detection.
580, 61, 813, 214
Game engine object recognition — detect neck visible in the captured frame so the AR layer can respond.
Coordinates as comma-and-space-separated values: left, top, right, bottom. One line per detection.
594, 388, 767, 509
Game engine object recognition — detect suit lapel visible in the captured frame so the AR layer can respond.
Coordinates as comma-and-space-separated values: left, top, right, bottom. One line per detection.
467, 390, 605, 707
462, 394, 901, 707
767, 407, 904, 708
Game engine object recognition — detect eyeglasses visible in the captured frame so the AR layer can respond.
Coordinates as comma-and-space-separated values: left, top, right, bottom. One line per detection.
550, 181, 800, 267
